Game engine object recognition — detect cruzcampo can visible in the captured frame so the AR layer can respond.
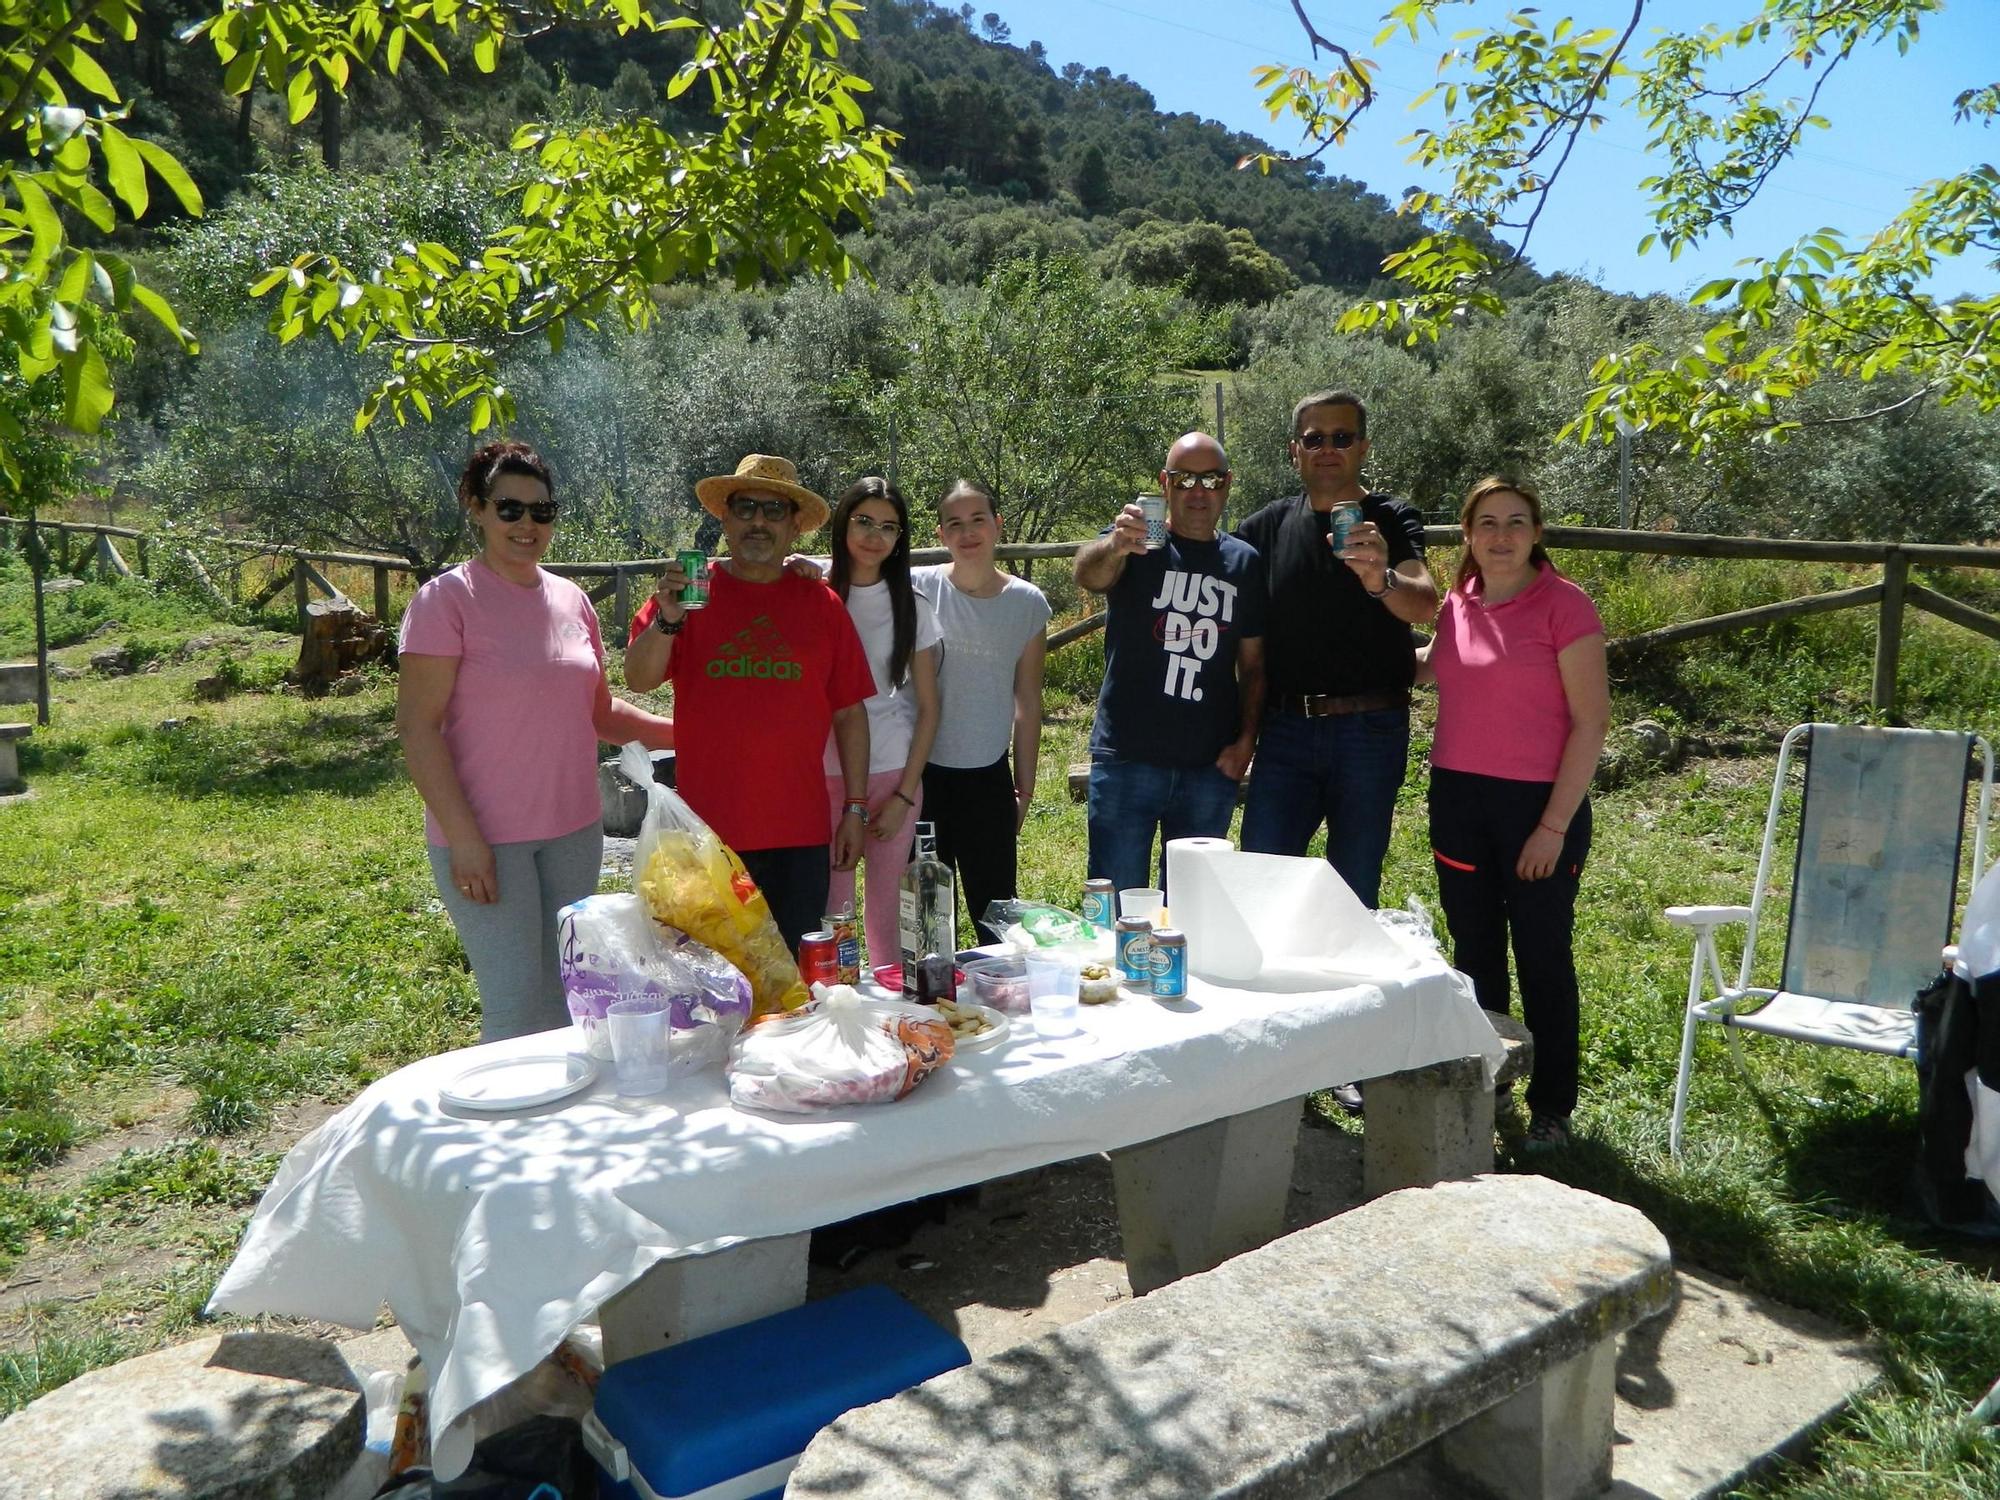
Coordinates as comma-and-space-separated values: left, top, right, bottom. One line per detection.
824, 908, 860, 986
677, 548, 710, 609
1116, 916, 1154, 992
1081, 879, 1116, 930
1149, 928, 1187, 1000
798, 930, 838, 987
1139, 493, 1168, 551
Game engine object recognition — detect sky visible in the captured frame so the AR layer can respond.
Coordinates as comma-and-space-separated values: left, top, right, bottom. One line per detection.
979, 0, 2000, 299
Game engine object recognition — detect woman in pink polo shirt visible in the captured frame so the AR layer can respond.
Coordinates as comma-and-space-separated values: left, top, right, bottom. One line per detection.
1420, 476, 1609, 1150
397, 441, 674, 1043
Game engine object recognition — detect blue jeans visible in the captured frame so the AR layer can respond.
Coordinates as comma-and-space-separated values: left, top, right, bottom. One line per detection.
1087, 758, 1241, 897
1239, 707, 1410, 908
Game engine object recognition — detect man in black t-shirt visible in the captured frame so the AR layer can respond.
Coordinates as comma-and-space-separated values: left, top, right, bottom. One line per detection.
1232, 390, 1438, 908
1074, 431, 1267, 895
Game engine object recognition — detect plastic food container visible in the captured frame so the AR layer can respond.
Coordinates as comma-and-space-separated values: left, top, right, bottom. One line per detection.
959, 953, 1031, 1015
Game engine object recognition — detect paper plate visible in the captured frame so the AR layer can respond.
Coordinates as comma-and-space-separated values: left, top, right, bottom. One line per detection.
942, 1003, 1011, 1053
440, 1052, 599, 1112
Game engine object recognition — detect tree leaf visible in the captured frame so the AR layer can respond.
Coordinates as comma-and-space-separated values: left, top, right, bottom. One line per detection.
60, 341, 114, 433
131, 140, 203, 215
98, 122, 148, 218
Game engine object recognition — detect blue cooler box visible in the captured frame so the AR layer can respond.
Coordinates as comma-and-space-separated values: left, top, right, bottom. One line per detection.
583, 1284, 971, 1500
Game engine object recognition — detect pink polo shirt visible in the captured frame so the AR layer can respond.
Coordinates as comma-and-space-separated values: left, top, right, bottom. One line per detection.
399, 558, 606, 847
1430, 564, 1604, 784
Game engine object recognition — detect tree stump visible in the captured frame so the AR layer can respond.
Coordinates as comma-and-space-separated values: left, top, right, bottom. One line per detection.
294, 599, 388, 695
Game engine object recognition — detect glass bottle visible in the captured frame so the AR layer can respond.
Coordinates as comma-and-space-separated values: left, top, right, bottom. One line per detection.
899, 821, 956, 1000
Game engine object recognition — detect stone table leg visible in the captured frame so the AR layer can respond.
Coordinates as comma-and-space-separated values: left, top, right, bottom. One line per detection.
1110, 1095, 1303, 1296
598, 1232, 811, 1366
1437, 1337, 1618, 1500
1362, 1055, 1493, 1200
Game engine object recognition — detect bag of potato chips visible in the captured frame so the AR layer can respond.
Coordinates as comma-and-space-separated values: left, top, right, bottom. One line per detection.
621, 742, 810, 1017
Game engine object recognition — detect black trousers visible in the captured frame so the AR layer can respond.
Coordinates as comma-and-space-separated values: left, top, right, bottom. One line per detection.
1428, 766, 1592, 1121
921, 753, 1019, 946
740, 843, 831, 957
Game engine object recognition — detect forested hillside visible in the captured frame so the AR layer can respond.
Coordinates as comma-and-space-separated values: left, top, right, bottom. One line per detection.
38, 0, 2000, 567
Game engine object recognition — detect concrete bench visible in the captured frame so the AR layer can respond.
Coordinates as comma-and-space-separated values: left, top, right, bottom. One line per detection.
0, 722, 30, 794
0, 661, 35, 705
790, 1174, 1671, 1500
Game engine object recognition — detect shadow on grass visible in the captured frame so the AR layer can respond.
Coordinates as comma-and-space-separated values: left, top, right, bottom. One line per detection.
1513, 1129, 2000, 1396
92, 705, 403, 801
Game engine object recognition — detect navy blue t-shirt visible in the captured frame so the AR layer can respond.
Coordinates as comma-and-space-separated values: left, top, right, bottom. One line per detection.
1089, 531, 1266, 768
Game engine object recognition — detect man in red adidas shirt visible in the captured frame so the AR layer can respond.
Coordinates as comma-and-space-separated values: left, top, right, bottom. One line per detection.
627, 454, 874, 951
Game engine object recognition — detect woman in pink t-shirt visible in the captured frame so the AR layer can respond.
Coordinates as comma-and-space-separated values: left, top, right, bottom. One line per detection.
1418, 477, 1609, 1150
396, 441, 673, 1043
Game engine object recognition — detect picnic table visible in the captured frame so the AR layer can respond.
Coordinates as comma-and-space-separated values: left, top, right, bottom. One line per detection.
209, 948, 1502, 1477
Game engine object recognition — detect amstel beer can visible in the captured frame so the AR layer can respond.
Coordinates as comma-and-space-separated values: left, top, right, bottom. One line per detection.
1115, 916, 1154, 992
1081, 879, 1116, 930
1149, 927, 1187, 1000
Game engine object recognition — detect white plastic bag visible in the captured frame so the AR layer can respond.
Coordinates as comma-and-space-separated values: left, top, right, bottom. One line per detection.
727, 985, 954, 1113
556, 893, 751, 1071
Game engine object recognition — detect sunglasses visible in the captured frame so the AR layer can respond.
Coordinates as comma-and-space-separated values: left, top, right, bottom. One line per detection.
727, 496, 798, 522
848, 513, 902, 539
491, 498, 559, 524
1295, 429, 1359, 451
1166, 470, 1230, 491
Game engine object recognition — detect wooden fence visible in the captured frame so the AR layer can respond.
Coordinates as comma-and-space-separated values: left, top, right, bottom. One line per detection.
9, 516, 2000, 719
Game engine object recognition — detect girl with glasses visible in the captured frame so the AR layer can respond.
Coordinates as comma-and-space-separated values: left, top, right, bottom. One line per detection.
823, 477, 942, 970
397, 440, 674, 1043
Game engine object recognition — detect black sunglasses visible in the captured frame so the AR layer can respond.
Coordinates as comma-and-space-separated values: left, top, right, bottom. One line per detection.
492, 498, 559, 524
727, 496, 798, 522
1166, 469, 1231, 491
1295, 429, 1359, 451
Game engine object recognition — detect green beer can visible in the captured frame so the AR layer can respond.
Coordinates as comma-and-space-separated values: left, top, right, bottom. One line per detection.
677, 549, 710, 610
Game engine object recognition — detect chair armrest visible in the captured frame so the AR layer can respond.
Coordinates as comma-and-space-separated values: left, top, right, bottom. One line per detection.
1665, 905, 1752, 928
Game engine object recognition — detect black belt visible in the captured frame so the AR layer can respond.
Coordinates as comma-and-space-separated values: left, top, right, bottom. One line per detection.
1273, 690, 1410, 718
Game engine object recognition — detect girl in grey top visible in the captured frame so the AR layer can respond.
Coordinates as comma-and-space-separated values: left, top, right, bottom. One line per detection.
912, 481, 1050, 940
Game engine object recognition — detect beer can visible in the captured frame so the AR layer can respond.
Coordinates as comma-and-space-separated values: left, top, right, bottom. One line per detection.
677, 548, 711, 609
1139, 493, 1168, 551
1328, 501, 1362, 555
1081, 879, 1116, 930
799, 930, 838, 987
1115, 916, 1154, 992
823, 909, 861, 986
1149, 927, 1187, 1000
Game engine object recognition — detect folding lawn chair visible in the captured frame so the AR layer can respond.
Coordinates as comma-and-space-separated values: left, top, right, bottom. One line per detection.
1667, 722, 1993, 1158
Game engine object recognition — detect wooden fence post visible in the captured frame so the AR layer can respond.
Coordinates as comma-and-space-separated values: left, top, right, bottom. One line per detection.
136, 535, 150, 578
374, 564, 391, 623
1872, 547, 1908, 716
613, 567, 631, 638
294, 560, 311, 634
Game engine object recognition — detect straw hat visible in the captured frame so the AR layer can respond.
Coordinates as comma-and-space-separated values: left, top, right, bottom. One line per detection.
693, 454, 829, 534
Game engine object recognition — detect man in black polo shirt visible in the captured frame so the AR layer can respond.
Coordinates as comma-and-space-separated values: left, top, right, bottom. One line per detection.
1233, 389, 1438, 908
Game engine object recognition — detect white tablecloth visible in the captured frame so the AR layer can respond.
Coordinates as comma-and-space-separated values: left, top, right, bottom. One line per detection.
210, 959, 1499, 1455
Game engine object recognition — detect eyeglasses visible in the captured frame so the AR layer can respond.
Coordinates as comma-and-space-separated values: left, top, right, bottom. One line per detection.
1166, 470, 1231, 491
848, 514, 902, 539
492, 498, 559, 524
727, 496, 798, 522
1295, 429, 1359, 451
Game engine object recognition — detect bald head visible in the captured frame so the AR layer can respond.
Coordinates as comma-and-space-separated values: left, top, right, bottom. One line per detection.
1159, 430, 1232, 542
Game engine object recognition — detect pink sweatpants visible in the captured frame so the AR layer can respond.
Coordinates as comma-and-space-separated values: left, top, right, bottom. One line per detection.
825, 769, 923, 972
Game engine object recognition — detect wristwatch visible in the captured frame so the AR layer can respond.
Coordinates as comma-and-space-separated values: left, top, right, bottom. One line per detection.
654, 609, 685, 635
842, 799, 869, 824
1368, 568, 1401, 599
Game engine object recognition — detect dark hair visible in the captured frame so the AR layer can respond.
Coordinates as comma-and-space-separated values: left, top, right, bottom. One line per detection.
458, 440, 552, 509
830, 476, 918, 689
939, 479, 998, 520
1455, 475, 1551, 590
1291, 389, 1368, 440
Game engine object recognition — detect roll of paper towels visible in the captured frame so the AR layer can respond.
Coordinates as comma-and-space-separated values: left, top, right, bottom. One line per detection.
1165, 838, 1412, 988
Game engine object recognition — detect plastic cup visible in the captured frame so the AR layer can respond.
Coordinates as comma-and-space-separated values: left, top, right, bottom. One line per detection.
606, 997, 671, 1097
1119, 887, 1165, 922
1026, 955, 1081, 1039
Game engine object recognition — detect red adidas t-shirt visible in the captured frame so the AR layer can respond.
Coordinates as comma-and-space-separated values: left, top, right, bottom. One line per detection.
630, 569, 873, 851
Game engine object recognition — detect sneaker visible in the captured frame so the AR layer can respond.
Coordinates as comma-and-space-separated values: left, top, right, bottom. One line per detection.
1329, 1083, 1364, 1117
1523, 1114, 1572, 1151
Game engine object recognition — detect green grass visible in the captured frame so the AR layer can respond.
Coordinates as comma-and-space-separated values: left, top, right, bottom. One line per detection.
4, 545, 2000, 1489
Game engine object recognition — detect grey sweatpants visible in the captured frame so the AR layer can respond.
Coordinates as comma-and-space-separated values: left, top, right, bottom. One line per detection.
428, 820, 604, 1043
